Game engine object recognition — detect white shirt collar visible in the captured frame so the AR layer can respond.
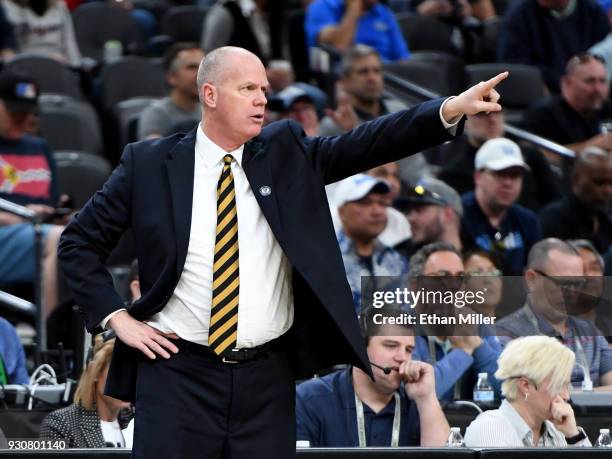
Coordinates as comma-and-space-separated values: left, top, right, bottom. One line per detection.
196, 123, 244, 170
499, 399, 555, 446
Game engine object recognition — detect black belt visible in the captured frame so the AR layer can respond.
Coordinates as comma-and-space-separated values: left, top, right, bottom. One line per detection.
174, 338, 272, 363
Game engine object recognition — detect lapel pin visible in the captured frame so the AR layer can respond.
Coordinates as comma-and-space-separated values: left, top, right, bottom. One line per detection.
259, 186, 271, 196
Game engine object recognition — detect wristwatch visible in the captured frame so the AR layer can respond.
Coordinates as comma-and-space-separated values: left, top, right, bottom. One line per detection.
565, 429, 587, 444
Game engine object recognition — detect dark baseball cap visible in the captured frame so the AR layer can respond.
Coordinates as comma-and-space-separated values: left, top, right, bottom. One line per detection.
0, 71, 40, 113
394, 177, 463, 216
269, 85, 314, 112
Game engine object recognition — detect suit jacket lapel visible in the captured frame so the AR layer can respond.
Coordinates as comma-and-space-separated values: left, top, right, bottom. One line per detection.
242, 139, 286, 247
165, 129, 196, 278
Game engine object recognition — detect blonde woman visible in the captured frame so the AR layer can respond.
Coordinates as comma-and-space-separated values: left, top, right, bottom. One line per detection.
39, 336, 132, 448
465, 336, 591, 447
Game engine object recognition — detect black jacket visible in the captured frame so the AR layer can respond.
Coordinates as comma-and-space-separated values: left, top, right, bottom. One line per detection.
58, 99, 460, 401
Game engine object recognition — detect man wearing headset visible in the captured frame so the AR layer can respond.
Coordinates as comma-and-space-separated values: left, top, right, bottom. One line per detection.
295, 307, 449, 447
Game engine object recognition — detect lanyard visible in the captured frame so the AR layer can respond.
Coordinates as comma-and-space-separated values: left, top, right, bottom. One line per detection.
573, 333, 591, 384
354, 391, 401, 447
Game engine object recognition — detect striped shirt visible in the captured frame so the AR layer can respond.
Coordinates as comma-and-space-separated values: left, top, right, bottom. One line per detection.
496, 303, 612, 386
464, 400, 591, 447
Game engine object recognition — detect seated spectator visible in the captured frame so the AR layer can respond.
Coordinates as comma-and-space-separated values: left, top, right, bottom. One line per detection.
539, 147, 612, 254
0, 3, 15, 59
137, 43, 203, 140
461, 138, 542, 275
463, 249, 503, 318
40, 335, 132, 447
319, 45, 407, 136
496, 238, 612, 388
414, 0, 496, 21
266, 59, 295, 94
0, 71, 64, 315
437, 111, 561, 211
497, 0, 609, 92
411, 0, 499, 61
408, 242, 501, 402
567, 239, 611, 338
296, 307, 450, 447
590, 4, 612, 75
465, 336, 591, 447
201, 0, 272, 63
272, 85, 320, 136
305, 0, 410, 62
2, 0, 81, 67
521, 53, 612, 167
329, 162, 412, 254
394, 177, 464, 259
0, 316, 28, 384
335, 173, 409, 314
367, 162, 412, 249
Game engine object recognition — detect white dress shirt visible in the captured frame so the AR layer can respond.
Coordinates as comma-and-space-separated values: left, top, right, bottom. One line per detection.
143, 126, 294, 347
103, 100, 462, 347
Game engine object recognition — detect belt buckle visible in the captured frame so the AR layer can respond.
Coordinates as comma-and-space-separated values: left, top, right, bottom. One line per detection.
222, 349, 241, 364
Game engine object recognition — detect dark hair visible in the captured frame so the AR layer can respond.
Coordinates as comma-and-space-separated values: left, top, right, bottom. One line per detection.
359, 306, 413, 346
462, 249, 503, 272
163, 42, 202, 72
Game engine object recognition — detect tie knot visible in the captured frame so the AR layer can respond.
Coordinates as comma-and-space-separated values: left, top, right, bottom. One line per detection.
223, 155, 234, 165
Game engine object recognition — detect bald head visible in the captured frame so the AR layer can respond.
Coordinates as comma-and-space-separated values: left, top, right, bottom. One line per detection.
572, 147, 612, 208
197, 47, 262, 98
197, 46, 268, 151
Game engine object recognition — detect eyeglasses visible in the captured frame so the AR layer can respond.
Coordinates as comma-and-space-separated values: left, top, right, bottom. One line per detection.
467, 269, 502, 277
420, 272, 468, 290
533, 269, 586, 291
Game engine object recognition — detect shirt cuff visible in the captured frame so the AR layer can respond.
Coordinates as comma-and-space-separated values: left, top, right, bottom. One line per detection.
100, 308, 127, 330
439, 96, 463, 136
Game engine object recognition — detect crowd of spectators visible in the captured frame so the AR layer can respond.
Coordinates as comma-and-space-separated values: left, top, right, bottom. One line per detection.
0, 0, 610, 451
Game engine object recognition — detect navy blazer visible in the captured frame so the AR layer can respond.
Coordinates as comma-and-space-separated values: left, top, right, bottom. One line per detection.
58, 98, 460, 401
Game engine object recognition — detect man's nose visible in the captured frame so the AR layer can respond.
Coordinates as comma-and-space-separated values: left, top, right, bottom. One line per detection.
395, 350, 410, 363
255, 90, 267, 106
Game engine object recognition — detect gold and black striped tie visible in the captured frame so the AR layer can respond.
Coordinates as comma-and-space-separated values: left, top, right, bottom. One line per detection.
208, 154, 239, 356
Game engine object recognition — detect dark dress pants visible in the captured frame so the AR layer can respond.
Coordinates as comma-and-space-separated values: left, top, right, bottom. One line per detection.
131, 340, 296, 459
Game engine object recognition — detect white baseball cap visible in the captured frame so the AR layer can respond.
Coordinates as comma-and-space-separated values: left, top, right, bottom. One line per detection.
475, 138, 530, 171
334, 174, 391, 207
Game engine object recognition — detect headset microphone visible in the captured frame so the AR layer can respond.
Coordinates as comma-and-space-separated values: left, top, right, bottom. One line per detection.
370, 361, 396, 375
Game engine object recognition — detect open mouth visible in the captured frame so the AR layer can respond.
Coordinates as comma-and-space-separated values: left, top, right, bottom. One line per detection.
251, 114, 264, 122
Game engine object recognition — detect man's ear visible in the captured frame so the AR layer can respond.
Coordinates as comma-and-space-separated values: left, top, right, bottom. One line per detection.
201, 83, 217, 108
524, 268, 537, 293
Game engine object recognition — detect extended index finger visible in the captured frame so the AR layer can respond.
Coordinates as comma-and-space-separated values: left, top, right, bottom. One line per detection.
483, 71, 509, 90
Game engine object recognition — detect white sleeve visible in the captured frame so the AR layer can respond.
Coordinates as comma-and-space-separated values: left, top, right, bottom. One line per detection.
439, 96, 463, 136
100, 308, 127, 330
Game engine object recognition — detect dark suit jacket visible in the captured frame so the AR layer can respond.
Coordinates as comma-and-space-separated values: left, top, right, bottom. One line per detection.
58, 98, 460, 401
